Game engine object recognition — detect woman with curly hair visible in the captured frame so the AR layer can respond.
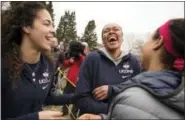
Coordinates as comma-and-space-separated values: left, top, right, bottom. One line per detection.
1, 2, 78, 120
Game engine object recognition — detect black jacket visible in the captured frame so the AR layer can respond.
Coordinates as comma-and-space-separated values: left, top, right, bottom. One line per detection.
2, 54, 75, 120
76, 51, 141, 115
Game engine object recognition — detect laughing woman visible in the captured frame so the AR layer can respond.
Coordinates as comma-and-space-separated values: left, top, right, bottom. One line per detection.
78, 18, 184, 119
2, 2, 78, 120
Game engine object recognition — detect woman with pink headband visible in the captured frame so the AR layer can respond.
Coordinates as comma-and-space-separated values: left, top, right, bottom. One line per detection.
78, 18, 184, 119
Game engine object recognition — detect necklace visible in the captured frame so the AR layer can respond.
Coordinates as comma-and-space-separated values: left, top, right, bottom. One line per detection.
25, 61, 40, 82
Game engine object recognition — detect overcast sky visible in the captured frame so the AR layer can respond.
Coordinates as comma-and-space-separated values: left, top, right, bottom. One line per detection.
53, 2, 184, 43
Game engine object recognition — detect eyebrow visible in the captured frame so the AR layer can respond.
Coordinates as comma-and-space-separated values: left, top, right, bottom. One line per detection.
104, 28, 110, 31
43, 20, 53, 25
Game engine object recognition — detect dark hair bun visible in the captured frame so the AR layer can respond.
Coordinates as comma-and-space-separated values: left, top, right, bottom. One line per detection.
170, 18, 185, 57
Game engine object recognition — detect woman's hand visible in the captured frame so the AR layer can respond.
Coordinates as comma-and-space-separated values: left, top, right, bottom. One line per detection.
78, 113, 102, 120
38, 111, 63, 120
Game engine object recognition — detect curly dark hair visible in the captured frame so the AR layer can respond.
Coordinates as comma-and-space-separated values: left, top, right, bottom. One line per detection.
1, 2, 48, 85
68, 41, 86, 60
153, 18, 185, 71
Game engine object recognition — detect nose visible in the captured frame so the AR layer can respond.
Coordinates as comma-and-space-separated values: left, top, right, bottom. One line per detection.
108, 29, 115, 36
109, 28, 115, 34
50, 26, 56, 37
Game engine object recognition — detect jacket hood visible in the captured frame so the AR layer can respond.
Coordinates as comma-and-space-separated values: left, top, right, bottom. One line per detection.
98, 47, 129, 65
132, 70, 184, 113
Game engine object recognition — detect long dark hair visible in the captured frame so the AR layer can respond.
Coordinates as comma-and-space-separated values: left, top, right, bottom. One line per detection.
1, 2, 47, 85
153, 18, 185, 72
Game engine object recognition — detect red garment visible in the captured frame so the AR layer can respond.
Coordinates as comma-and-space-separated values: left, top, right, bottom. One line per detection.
61, 55, 85, 87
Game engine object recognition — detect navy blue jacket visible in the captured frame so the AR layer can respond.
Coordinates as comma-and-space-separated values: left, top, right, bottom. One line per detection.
2, 54, 75, 120
75, 51, 141, 114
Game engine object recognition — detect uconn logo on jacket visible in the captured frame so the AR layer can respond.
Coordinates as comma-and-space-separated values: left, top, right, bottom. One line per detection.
38, 71, 51, 90
39, 72, 50, 84
119, 62, 134, 79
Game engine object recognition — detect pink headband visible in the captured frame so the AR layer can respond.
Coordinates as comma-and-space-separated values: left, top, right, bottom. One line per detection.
159, 20, 184, 71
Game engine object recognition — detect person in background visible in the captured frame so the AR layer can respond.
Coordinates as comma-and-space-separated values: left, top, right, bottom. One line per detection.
51, 37, 59, 52
75, 23, 141, 115
51, 37, 61, 65
78, 18, 184, 120
54, 52, 65, 90
60, 41, 86, 118
81, 42, 89, 55
59, 41, 65, 52
1, 2, 79, 120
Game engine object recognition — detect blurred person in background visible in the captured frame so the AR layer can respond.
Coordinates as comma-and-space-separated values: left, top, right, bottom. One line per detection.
59, 41, 86, 118
81, 42, 89, 55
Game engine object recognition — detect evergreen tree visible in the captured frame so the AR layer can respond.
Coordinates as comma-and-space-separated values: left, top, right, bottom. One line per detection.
10, 1, 22, 8
81, 20, 98, 50
56, 11, 77, 44
66, 11, 77, 42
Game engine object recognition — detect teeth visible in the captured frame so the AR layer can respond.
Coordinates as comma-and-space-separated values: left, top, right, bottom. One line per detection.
108, 37, 116, 40
108, 36, 117, 42
109, 36, 116, 39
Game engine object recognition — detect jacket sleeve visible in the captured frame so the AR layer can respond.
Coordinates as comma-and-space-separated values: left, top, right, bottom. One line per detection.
108, 78, 138, 101
44, 93, 74, 105
44, 75, 75, 105
79, 55, 85, 62
2, 113, 39, 120
63, 59, 71, 67
99, 114, 109, 120
44, 56, 79, 105
106, 87, 169, 119
75, 53, 108, 114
